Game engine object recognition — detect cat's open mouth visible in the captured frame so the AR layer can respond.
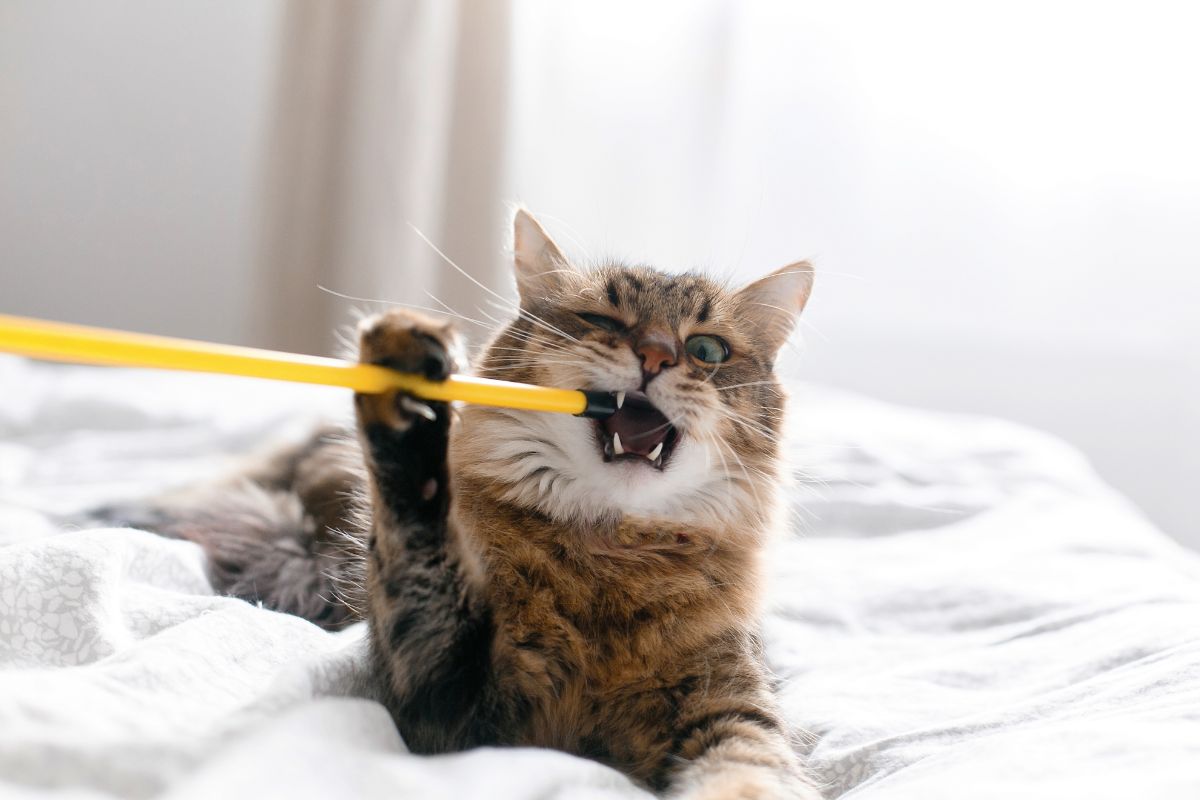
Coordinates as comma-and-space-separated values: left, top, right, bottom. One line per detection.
594, 391, 679, 470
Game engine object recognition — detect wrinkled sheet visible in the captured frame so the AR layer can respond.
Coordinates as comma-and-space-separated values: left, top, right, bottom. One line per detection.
1, 356, 1198, 799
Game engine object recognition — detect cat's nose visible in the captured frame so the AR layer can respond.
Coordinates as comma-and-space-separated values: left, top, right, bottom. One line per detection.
635, 330, 679, 376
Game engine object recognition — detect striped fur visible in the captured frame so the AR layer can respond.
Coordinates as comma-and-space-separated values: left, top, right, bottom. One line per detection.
102, 210, 820, 798
355, 211, 819, 797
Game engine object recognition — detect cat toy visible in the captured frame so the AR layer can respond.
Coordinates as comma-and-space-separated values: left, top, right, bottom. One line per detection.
0, 314, 619, 419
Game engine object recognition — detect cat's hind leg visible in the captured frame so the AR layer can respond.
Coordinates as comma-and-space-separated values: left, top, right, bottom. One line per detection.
81, 425, 368, 630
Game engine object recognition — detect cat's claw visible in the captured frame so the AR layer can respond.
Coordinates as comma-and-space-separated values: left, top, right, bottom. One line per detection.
399, 395, 437, 422
354, 309, 461, 431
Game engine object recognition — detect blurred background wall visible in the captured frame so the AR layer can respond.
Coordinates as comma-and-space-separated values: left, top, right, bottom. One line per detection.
2, 1, 1197, 547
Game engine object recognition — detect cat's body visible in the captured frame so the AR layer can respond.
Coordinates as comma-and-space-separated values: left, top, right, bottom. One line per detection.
96, 211, 819, 798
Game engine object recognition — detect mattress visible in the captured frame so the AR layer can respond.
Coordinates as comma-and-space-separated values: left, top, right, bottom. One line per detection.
2, 356, 1198, 799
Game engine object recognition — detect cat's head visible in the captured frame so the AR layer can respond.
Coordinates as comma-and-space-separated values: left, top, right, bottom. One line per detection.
457, 210, 812, 531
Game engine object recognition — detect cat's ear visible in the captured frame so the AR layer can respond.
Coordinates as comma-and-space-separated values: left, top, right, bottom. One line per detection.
513, 208, 569, 306
733, 262, 814, 356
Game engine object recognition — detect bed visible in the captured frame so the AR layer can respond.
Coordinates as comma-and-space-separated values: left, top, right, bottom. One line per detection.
2, 356, 1198, 799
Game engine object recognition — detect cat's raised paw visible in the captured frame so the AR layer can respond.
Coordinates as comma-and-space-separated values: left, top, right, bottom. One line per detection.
354, 310, 462, 430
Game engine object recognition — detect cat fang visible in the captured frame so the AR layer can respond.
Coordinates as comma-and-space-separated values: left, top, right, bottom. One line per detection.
594, 389, 680, 470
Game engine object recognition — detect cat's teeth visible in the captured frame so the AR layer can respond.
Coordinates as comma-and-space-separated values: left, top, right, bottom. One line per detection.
613, 432, 624, 456
616, 391, 625, 409
648, 442, 664, 462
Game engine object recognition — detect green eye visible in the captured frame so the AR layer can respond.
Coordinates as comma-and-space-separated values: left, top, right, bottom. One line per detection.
685, 334, 730, 364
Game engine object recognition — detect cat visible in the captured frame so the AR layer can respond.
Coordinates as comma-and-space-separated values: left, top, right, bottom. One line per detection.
94, 209, 820, 798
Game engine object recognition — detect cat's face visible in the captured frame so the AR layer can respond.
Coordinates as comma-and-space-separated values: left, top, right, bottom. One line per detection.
458, 211, 812, 530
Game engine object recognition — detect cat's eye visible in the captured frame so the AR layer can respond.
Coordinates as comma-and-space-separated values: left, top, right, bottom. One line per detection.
576, 313, 626, 332
685, 334, 730, 364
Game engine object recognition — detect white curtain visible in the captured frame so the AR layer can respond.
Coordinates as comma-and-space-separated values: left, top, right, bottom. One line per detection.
253, 0, 514, 354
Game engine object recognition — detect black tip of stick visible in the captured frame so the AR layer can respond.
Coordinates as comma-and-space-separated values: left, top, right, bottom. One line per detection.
578, 390, 618, 419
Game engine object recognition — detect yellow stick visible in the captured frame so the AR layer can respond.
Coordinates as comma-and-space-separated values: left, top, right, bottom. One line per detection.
0, 313, 607, 417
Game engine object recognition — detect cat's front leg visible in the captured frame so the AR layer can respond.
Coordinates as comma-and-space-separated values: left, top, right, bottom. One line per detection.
667, 729, 823, 800
355, 309, 493, 753
662, 676, 822, 800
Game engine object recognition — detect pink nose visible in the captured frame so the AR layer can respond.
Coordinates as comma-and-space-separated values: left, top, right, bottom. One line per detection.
635, 331, 678, 375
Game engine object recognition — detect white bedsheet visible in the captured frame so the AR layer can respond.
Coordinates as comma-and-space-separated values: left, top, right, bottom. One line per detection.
1, 356, 1198, 799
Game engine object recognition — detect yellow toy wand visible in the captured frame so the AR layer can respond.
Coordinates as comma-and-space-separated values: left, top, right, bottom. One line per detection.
0, 313, 618, 419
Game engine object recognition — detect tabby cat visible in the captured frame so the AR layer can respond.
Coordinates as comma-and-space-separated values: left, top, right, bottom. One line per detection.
99, 210, 819, 798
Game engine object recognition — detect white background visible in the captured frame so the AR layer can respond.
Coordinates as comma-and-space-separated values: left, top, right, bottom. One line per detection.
2, 1, 1197, 546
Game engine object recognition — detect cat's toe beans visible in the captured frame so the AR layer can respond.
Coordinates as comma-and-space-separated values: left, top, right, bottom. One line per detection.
354, 311, 458, 431
370, 341, 449, 382
357, 311, 458, 379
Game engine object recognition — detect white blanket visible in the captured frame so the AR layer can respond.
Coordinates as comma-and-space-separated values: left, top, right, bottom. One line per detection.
2, 357, 1198, 799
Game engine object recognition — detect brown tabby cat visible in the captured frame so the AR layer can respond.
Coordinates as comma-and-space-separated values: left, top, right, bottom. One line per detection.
96, 210, 819, 798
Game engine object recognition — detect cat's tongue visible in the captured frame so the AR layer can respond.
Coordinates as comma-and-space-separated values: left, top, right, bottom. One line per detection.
601, 391, 671, 456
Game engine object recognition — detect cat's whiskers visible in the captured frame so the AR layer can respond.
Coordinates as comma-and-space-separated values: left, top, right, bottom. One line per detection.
707, 427, 774, 500
475, 307, 509, 330
789, 467, 839, 506
715, 380, 780, 392
496, 326, 584, 357
701, 412, 786, 527
482, 296, 582, 346
695, 427, 741, 510
486, 357, 592, 372
664, 377, 784, 445
484, 349, 592, 367
681, 430, 774, 545
407, 220, 582, 346
317, 284, 492, 330
485, 345, 565, 356
795, 316, 831, 344
493, 339, 582, 367
697, 361, 726, 387
422, 291, 494, 329
708, 404, 783, 443
722, 407, 785, 442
